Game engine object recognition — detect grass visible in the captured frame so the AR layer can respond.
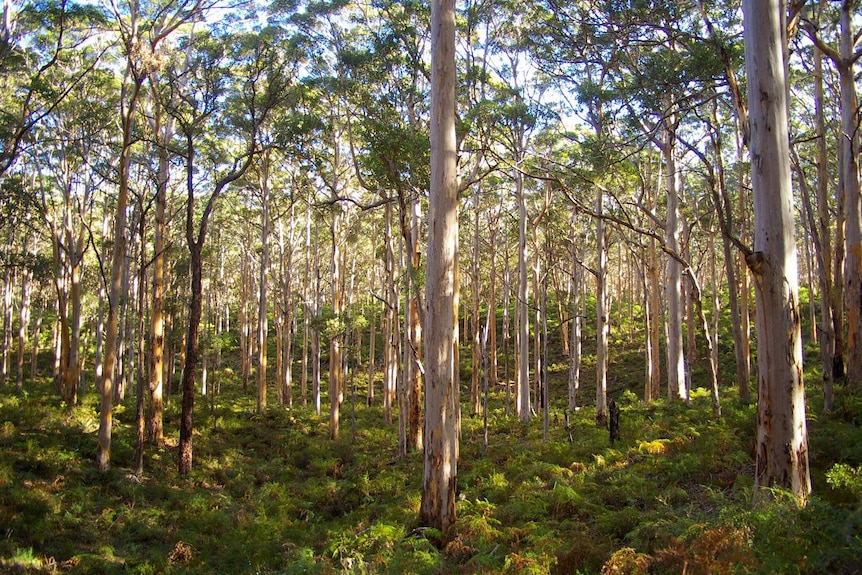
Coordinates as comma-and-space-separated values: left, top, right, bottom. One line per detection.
0, 336, 861, 574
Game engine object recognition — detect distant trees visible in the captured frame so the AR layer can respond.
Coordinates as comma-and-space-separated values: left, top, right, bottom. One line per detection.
4, 0, 860, 509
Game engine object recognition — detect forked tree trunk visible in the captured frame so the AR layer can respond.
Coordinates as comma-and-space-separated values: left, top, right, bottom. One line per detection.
420, 0, 459, 539
743, 0, 811, 503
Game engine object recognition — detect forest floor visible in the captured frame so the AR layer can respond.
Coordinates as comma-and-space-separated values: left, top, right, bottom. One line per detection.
1, 342, 861, 574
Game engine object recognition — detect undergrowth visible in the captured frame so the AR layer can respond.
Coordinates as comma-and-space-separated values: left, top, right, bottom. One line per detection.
0, 363, 861, 574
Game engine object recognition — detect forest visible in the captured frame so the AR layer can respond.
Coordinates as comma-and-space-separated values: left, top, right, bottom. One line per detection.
1, 0, 862, 572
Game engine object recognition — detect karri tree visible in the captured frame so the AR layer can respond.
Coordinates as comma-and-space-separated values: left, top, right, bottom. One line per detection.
742, 0, 811, 502
420, 0, 459, 540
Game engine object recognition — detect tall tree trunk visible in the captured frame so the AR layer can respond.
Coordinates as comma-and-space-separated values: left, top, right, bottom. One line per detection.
568, 225, 582, 411
257, 155, 271, 414
1, 263, 13, 387
595, 186, 609, 426
420, 0, 459, 539
814, 47, 836, 411
646, 154, 663, 402
736, 124, 754, 402
383, 200, 399, 425
837, 2, 862, 386
329, 207, 344, 440
94, 205, 108, 403
179, 242, 203, 476
16, 233, 34, 392
98, 74, 143, 472
147, 117, 170, 445
471, 186, 481, 416
487, 215, 499, 394
367, 227, 377, 407
301, 190, 312, 407
743, 0, 811, 502
407, 198, 423, 451
516, 168, 530, 421
664, 110, 686, 402
279, 213, 295, 408
312, 238, 322, 416
134, 200, 147, 477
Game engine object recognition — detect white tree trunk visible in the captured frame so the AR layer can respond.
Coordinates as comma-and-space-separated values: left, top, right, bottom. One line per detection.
743, 0, 811, 502
595, 186, 609, 426
257, 157, 270, 414
516, 169, 530, 421
420, 0, 459, 539
663, 115, 686, 401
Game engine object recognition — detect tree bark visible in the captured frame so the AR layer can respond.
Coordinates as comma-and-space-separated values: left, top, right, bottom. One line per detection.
595, 186, 609, 426
420, 0, 459, 540
147, 112, 170, 444
663, 109, 686, 402
97, 72, 143, 472
257, 154, 271, 414
743, 0, 811, 503
516, 167, 530, 421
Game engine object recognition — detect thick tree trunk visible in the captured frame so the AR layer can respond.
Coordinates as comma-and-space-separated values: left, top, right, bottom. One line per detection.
420, 0, 459, 540
837, 3, 862, 386
743, 0, 811, 502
